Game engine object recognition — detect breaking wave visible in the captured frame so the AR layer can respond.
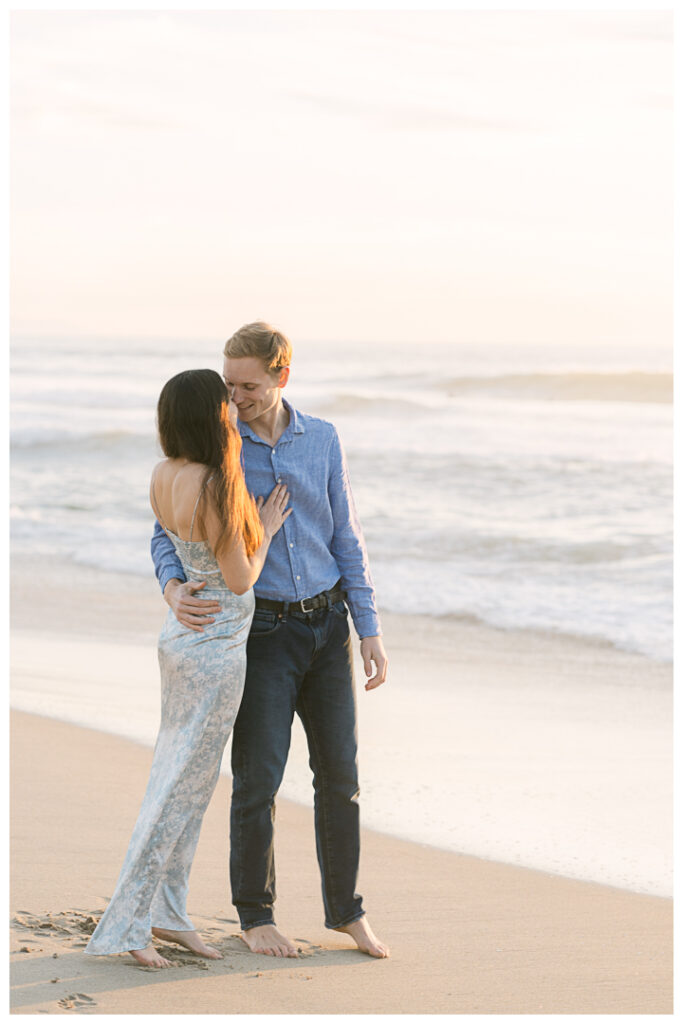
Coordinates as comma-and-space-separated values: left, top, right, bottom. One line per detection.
438, 371, 672, 403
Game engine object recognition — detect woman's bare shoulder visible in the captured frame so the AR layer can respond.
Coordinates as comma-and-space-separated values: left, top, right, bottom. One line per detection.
151, 461, 209, 507
152, 459, 206, 483
151, 457, 170, 477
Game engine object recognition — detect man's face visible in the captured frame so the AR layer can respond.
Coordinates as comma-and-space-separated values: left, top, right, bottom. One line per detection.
222, 355, 288, 424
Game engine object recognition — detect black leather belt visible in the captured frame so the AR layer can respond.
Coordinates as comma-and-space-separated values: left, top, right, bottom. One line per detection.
255, 582, 346, 615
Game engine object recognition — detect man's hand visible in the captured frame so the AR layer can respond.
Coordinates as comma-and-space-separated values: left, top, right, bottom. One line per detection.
164, 579, 222, 633
359, 636, 388, 691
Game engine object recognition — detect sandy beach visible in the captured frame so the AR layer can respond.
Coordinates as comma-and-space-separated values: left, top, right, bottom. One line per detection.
9, 6, 674, 1014
10, 710, 673, 1015
9, 554, 673, 1014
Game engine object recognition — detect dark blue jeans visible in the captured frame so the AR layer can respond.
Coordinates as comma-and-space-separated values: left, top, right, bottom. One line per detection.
229, 600, 364, 931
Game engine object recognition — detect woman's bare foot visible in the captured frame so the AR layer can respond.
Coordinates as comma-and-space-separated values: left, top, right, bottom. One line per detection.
151, 927, 223, 959
334, 917, 390, 958
129, 944, 172, 968
241, 924, 299, 958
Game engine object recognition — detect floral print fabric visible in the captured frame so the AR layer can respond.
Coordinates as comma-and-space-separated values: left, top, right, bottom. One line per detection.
86, 535, 254, 955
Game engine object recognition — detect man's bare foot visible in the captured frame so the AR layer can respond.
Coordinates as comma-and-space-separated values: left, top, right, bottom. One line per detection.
129, 944, 172, 968
334, 917, 390, 958
241, 924, 299, 958
151, 927, 223, 959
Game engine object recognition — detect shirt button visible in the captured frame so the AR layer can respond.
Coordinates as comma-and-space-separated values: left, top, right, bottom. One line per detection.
289, 542, 294, 548
296, 575, 301, 580
277, 477, 282, 483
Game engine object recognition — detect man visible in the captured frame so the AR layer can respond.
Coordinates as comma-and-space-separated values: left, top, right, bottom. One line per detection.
151, 322, 389, 959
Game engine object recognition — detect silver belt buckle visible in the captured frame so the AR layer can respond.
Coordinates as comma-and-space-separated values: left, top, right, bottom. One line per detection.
299, 596, 315, 613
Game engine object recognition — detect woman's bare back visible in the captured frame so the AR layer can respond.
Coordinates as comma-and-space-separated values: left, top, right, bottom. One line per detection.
150, 459, 210, 542
151, 458, 290, 596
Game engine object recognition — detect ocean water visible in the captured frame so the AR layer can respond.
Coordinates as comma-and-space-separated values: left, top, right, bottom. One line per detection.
10, 334, 672, 661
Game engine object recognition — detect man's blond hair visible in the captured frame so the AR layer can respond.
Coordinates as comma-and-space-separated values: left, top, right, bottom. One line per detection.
223, 321, 292, 375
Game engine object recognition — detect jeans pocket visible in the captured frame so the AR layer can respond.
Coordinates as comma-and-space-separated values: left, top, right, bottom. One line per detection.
250, 609, 281, 637
330, 600, 349, 619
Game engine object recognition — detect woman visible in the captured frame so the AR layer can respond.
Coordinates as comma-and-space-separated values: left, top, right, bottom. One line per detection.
86, 369, 290, 967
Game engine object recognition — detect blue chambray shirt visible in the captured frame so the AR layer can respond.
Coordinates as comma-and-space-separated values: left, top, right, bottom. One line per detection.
151, 399, 382, 639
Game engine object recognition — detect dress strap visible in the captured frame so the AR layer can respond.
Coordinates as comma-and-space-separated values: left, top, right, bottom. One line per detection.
150, 469, 169, 533
189, 474, 214, 543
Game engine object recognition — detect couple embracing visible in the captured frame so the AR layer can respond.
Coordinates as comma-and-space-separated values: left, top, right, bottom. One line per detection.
85, 322, 389, 966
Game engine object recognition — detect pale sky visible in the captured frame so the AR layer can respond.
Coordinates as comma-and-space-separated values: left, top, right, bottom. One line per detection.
10, 9, 673, 348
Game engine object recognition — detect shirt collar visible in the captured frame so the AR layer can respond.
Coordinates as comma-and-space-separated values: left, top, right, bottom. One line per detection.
238, 397, 304, 444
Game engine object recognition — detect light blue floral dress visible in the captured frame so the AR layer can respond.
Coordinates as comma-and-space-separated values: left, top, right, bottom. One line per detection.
86, 481, 254, 955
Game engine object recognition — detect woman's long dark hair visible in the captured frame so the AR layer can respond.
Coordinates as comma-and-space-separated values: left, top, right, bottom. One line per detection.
156, 369, 263, 557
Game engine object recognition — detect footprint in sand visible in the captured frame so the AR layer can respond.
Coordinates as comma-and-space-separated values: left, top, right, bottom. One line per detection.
14, 910, 101, 939
57, 992, 97, 1012
13, 910, 242, 971
13, 909, 102, 953
292, 940, 321, 957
